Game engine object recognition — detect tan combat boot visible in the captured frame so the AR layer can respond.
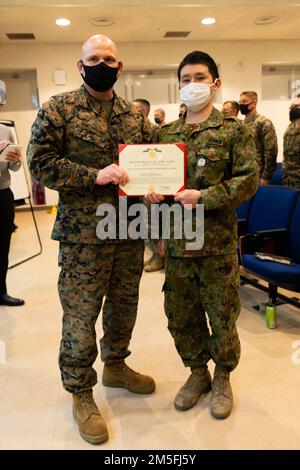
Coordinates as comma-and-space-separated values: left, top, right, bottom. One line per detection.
144, 254, 164, 272
72, 390, 108, 445
102, 361, 155, 394
210, 367, 233, 419
174, 367, 212, 411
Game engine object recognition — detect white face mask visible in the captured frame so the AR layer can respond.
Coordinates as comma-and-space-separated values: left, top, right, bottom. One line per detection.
180, 81, 216, 113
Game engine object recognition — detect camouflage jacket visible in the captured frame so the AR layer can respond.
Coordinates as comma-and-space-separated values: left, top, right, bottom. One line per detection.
244, 112, 277, 180
27, 85, 152, 243
158, 108, 259, 257
282, 122, 300, 188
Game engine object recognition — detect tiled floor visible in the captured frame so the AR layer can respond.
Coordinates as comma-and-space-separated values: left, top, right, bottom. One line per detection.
1, 209, 300, 450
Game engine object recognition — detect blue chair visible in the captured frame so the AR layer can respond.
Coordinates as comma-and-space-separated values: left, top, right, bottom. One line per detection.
245, 185, 298, 235
236, 199, 253, 221
236, 198, 253, 236
241, 192, 300, 307
237, 186, 298, 264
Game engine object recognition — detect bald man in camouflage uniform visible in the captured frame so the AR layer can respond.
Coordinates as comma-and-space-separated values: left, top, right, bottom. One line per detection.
239, 91, 277, 184
283, 96, 300, 188
27, 34, 155, 445
147, 51, 258, 419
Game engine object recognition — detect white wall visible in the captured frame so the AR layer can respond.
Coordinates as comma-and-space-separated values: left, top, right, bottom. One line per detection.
1, 39, 299, 204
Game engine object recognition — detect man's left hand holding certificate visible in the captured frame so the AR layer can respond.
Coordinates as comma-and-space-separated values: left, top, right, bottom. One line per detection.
118, 143, 187, 196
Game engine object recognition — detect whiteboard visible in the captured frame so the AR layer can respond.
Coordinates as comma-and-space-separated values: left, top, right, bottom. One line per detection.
0, 119, 29, 201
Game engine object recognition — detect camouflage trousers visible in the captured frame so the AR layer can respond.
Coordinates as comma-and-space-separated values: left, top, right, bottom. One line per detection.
58, 240, 144, 393
163, 253, 241, 371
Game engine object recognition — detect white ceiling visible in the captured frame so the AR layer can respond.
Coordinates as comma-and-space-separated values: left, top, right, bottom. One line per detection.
0, 1, 300, 43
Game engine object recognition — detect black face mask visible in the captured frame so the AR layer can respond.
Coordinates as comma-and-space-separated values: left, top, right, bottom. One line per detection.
81, 61, 119, 92
239, 103, 251, 115
154, 117, 161, 124
289, 107, 300, 122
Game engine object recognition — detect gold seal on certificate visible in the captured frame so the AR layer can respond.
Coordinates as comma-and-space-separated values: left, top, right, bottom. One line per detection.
118, 143, 187, 196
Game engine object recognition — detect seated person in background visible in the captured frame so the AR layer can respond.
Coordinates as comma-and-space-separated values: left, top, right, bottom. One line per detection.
282, 96, 300, 189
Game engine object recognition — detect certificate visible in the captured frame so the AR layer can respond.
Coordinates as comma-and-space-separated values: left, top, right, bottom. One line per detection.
118, 143, 187, 196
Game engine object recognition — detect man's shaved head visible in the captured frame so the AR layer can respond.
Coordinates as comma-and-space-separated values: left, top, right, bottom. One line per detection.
81, 34, 118, 61
77, 34, 124, 97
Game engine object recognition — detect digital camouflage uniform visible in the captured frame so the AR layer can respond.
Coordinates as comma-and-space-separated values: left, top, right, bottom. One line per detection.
159, 108, 259, 372
282, 122, 300, 188
245, 112, 277, 180
27, 85, 152, 393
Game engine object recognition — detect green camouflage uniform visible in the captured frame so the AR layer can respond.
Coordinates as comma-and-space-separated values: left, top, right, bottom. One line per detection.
27, 85, 152, 393
159, 108, 259, 371
245, 112, 277, 180
282, 122, 300, 188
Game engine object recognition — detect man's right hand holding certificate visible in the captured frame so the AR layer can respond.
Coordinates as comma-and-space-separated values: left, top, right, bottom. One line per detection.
96, 163, 128, 186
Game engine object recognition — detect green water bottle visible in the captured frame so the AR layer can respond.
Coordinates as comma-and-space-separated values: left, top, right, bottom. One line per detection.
265, 303, 277, 329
